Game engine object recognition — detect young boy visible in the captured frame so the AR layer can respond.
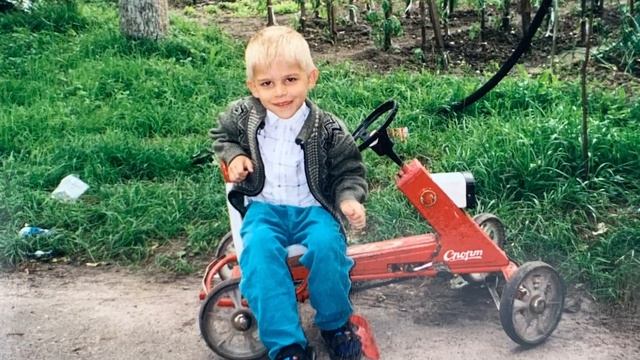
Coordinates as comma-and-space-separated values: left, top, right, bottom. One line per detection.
210, 26, 367, 360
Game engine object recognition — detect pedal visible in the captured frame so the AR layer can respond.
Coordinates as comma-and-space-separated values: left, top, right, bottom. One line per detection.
350, 314, 380, 360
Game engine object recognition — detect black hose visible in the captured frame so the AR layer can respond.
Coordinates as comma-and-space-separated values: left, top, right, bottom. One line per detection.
440, 0, 553, 114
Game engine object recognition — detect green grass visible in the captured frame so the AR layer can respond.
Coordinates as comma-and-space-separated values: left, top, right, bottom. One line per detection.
1, 1, 639, 307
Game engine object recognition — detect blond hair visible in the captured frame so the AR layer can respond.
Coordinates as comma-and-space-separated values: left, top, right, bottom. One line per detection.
245, 26, 316, 80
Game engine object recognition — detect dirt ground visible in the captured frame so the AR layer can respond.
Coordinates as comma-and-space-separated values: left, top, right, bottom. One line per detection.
208, 5, 618, 70
2, 263, 638, 360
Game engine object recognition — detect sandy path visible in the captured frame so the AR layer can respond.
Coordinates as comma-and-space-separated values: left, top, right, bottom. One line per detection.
1, 265, 637, 360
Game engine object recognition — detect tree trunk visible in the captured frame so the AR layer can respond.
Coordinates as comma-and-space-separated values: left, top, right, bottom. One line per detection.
299, 0, 306, 32
119, 0, 168, 40
480, 0, 486, 42
631, 0, 635, 15
443, 1, 450, 37
549, 0, 559, 71
313, 0, 321, 18
580, 0, 587, 44
520, 0, 531, 37
595, 0, 604, 15
267, 0, 277, 26
349, 0, 357, 23
580, 9, 592, 180
420, 0, 428, 61
502, 0, 510, 30
327, 0, 337, 43
427, 0, 448, 69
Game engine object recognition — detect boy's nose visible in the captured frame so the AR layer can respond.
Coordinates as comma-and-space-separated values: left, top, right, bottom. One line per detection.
275, 83, 287, 96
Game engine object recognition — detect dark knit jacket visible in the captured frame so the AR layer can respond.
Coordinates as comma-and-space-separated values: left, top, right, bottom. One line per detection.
209, 96, 367, 227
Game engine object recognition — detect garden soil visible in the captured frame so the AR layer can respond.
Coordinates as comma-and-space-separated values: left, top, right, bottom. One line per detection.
2, 263, 638, 360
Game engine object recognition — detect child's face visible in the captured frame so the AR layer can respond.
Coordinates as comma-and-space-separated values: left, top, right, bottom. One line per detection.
247, 61, 318, 120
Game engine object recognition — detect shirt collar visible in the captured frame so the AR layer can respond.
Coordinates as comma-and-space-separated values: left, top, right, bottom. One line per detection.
265, 103, 310, 127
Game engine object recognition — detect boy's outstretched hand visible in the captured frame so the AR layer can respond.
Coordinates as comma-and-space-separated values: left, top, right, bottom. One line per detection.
340, 200, 366, 230
228, 155, 254, 182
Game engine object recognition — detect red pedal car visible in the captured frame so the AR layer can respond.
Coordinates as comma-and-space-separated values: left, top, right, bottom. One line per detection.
198, 100, 565, 360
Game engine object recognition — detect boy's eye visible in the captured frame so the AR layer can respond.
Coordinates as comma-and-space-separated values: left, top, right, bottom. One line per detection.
260, 81, 272, 87
286, 77, 298, 83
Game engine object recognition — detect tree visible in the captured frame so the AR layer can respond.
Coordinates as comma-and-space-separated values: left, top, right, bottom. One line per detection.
478, 0, 486, 41
501, 0, 511, 30
119, 0, 168, 40
327, 0, 337, 43
267, 0, 277, 26
581, 2, 593, 179
520, 0, 531, 37
420, 0, 428, 59
298, 0, 307, 32
348, 0, 358, 24
580, 0, 587, 44
549, 0, 559, 71
427, 0, 448, 69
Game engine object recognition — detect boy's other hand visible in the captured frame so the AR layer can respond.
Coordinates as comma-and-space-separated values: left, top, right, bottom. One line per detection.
340, 200, 366, 230
228, 155, 254, 182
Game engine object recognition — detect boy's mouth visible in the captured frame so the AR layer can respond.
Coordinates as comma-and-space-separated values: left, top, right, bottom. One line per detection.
273, 100, 293, 107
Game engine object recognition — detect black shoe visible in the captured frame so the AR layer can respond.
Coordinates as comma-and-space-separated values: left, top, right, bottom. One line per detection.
275, 344, 316, 360
321, 321, 362, 360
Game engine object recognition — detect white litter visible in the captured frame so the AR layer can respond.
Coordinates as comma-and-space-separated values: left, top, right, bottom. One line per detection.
51, 175, 89, 202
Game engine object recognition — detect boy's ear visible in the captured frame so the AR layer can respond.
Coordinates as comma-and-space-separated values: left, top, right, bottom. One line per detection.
246, 80, 259, 98
308, 68, 319, 89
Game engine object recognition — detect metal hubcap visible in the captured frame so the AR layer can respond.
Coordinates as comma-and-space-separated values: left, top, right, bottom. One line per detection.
231, 310, 252, 331
530, 296, 546, 314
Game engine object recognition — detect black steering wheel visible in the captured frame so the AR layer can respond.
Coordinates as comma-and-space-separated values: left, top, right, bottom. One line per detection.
352, 100, 403, 166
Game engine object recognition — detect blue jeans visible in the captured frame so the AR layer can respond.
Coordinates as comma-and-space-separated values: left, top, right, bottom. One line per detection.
239, 201, 354, 359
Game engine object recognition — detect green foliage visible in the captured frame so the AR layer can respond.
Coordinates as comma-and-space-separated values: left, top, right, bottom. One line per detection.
569, 219, 640, 305
599, 11, 640, 75
365, 0, 403, 50
0, 0, 87, 33
213, 0, 299, 17
0, 2, 241, 267
1, 1, 639, 306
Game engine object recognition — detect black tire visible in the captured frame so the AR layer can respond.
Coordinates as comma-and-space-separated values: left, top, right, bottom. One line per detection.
215, 231, 237, 281
499, 261, 565, 346
199, 278, 267, 360
462, 213, 507, 283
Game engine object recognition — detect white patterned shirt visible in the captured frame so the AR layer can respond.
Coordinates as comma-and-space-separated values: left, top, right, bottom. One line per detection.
250, 104, 321, 207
